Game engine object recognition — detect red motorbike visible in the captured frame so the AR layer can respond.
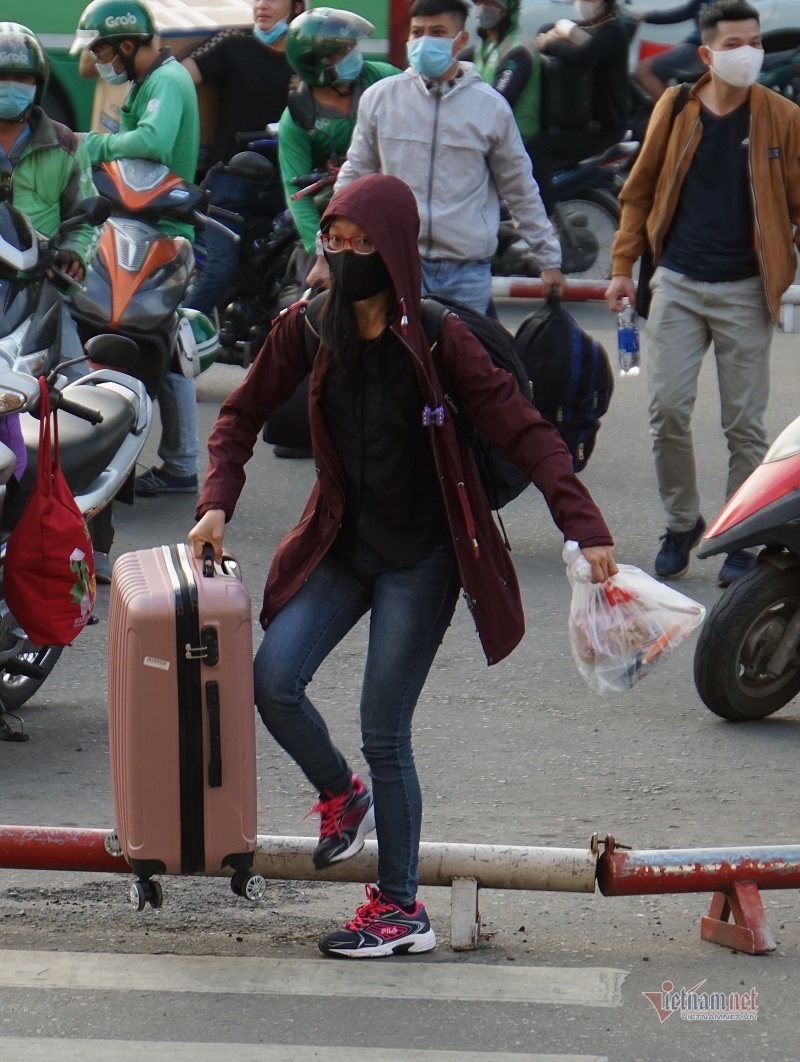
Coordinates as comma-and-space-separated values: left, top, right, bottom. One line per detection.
694, 415, 800, 721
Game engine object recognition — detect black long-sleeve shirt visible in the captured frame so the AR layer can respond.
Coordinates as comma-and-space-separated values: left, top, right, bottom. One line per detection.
321, 329, 449, 567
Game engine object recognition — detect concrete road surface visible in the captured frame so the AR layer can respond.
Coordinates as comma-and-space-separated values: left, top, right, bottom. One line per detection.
0, 300, 798, 1061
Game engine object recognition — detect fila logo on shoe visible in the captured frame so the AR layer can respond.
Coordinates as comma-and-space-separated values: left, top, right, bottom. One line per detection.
373, 923, 407, 940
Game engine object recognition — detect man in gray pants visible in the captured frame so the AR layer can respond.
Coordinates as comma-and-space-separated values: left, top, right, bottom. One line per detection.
606, 0, 800, 586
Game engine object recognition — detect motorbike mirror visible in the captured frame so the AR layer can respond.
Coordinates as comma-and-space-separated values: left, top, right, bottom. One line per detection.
84, 334, 139, 370
79, 196, 112, 226
224, 151, 276, 184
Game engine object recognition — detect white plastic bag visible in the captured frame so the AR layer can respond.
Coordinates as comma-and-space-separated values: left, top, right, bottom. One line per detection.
563, 541, 706, 694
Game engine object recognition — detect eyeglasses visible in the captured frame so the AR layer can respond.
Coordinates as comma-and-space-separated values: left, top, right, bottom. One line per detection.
90, 44, 115, 62
321, 233, 376, 255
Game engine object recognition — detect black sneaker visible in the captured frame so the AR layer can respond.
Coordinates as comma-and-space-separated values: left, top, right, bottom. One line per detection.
134, 466, 198, 497
319, 885, 437, 958
718, 549, 757, 588
309, 775, 375, 869
654, 516, 707, 579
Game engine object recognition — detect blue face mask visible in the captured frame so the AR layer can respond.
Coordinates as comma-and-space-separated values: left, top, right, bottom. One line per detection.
95, 60, 128, 86
0, 82, 36, 120
333, 48, 364, 84
254, 19, 288, 46
406, 35, 457, 79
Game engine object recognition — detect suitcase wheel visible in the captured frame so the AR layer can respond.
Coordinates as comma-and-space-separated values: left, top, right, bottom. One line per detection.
130, 878, 163, 912
230, 869, 267, 902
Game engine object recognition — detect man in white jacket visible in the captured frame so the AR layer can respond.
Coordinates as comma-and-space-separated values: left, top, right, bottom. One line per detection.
332, 0, 565, 311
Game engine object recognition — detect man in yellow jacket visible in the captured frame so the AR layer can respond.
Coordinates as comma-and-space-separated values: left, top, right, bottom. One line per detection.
606, 0, 800, 588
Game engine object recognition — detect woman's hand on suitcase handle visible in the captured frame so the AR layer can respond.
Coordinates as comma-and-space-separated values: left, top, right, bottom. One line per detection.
580, 545, 619, 584
189, 509, 227, 563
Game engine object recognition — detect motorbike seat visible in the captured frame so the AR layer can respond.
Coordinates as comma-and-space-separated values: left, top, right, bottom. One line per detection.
18, 383, 137, 497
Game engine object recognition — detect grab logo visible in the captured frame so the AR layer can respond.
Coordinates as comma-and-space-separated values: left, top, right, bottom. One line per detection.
105, 13, 138, 27
0, 51, 28, 65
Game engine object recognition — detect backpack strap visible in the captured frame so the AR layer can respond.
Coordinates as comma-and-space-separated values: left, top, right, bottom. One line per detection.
670, 82, 691, 128
287, 82, 318, 132
301, 291, 328, 365
420, 297, 459, 413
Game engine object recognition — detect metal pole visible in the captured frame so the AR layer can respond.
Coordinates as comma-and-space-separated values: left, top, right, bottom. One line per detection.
0, 825, 598, 893
251, 836, 597, 892
492, 277, 609, 301
597, 843, 800, 896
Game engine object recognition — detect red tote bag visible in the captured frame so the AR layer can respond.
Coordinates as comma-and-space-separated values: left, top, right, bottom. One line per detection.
4, 377, 96, 647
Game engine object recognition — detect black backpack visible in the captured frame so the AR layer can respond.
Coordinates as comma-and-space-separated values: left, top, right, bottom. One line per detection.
514, 288, 614, 472
419, 295, 533, 511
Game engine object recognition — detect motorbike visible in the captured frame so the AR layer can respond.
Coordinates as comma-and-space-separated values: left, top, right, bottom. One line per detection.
69, 158, 225, 397
492, 138, 639, 281
694, 414, 800, 722
193, 140, 329, 368
0, 190, 151, 739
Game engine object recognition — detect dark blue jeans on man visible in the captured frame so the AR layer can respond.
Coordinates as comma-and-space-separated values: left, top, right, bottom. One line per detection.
185, 170, 283, 314
253, 539, 461, 906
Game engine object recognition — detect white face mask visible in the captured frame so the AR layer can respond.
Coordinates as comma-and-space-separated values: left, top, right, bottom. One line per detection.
709, 44, 764, 88
575, 0, 602, 21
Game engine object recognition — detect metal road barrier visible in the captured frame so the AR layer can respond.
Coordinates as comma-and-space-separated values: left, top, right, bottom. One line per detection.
491, 277, 800, 335
492, 277, 608, 301
2, 826, 798, 953
597, 836, 800, 954
0, 825, 597, 951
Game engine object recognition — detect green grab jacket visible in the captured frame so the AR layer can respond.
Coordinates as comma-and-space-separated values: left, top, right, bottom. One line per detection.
85, 52, 200, 239
12, 107, 101, 269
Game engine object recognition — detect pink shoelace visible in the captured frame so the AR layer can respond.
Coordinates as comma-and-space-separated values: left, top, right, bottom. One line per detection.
307, 788, 351, 839
344, 885, 395, 931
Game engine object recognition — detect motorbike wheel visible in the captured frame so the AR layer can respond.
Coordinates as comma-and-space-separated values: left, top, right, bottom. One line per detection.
556, 190, 621, 280
0, 644, 63, 713
693, 564, 800, 721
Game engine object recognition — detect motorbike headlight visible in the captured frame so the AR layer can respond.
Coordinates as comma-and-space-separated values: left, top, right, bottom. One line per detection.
13, 351, 48, 377
0, 389, 27, 414
764, 415, 800, 463
1, 319, 31, 362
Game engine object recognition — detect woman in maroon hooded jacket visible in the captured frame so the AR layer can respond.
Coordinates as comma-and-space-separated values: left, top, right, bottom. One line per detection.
189, 172, 616, 958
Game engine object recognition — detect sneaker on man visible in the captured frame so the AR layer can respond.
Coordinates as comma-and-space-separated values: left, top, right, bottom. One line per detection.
654, 515, 707, 579
310, 774, 375, 869
319, 884, 437, 958
135, 466, 198, 497
718, 549, 757, 588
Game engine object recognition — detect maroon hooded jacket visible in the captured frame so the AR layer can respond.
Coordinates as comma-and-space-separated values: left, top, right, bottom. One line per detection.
196, 173, 613, 665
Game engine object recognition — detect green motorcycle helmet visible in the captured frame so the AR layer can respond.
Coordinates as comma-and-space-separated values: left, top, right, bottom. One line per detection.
70, 0, 155, 55
286, 8, 373, 88
0, 22, 50, 107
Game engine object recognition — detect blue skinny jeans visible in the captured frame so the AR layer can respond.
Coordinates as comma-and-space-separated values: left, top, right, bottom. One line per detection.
253, 539, 460, 906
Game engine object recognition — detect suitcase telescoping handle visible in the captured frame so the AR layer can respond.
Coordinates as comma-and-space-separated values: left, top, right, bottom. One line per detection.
202, 544, 216, 578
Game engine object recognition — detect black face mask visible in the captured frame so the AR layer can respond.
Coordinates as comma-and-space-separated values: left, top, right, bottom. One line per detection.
326, 250, 392, 302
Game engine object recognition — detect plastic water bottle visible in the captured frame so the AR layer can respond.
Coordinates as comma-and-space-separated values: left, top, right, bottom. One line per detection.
617, 297, 640, 377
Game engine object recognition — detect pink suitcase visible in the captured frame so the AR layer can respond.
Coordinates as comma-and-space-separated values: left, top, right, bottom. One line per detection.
107, 543, 261, 909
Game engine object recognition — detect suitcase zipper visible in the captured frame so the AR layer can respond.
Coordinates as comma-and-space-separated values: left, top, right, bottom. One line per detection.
164, 544, 207, 875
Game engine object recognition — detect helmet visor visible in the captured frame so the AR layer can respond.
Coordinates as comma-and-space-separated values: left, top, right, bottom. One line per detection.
70, 28, 100, 54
